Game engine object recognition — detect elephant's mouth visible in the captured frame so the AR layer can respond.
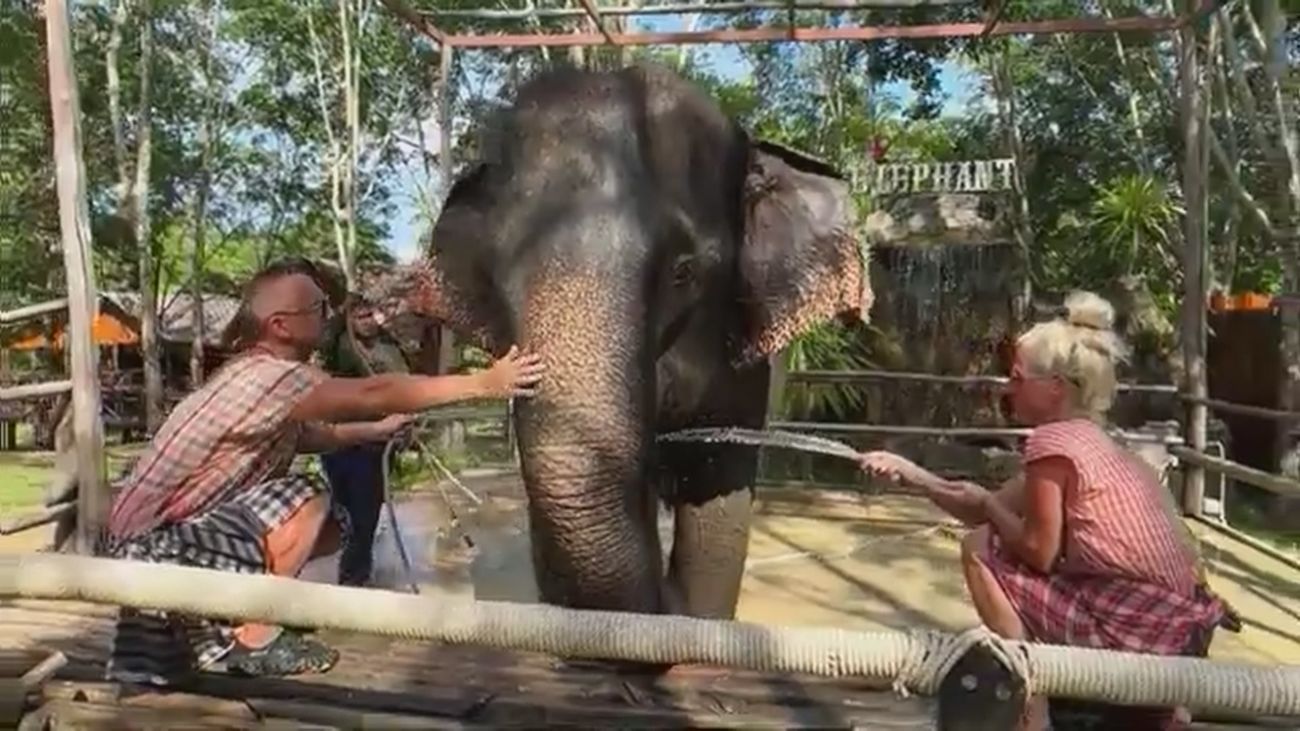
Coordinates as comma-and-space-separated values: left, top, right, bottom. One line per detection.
656, 305, 695, 359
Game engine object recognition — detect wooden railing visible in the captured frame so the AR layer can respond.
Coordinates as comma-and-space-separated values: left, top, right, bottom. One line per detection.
1, 299, 78, 404
0, 297, 98, 548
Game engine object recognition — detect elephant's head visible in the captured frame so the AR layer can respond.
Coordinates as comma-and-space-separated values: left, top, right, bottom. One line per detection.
364, 64, 870, 614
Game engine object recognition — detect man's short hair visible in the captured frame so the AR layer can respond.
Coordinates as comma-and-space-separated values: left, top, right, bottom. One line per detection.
219, 256, 344, 352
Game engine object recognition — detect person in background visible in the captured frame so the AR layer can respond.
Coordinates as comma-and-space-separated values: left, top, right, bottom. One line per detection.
318, 297, 411, 587
101, 257, 545, 684
857, 291, 1229, 731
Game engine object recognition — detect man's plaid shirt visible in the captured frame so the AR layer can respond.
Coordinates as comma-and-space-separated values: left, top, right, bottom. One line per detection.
107, 352, 326, 540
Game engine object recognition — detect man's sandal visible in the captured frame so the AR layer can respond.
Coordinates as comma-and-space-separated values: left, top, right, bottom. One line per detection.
223, 630, 340, 677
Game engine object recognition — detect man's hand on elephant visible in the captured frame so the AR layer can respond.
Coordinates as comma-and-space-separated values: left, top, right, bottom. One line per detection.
480, 345, 547, 399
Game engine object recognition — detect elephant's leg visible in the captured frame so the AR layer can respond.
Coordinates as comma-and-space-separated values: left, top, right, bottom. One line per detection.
666, 484, 755, 619
658, 435, 761, 619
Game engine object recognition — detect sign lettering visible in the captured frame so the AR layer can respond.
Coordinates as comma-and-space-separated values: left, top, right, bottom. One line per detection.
862, 158, 1017, 195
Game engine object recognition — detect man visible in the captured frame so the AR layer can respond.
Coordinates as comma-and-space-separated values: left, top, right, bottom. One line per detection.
101, 258, 544, 685
317, 297, 411, 587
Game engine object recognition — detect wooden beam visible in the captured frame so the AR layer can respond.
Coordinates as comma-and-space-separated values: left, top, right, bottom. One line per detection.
0, 502, 75, 537
377, 0, 447, 45
445, 15, 1184, 47
1170, 445, 1300, 499
0, 380, 72, 402
0, 299, 69, 324
1178, 0, 1208, 516
1180, 393, 1300, 422
787, 369, 1178, 393
423, 0, 975, 19
577, 0, 618, 45
45, 0, 107, 555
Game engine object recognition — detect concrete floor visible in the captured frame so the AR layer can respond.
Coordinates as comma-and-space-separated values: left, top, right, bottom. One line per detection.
5, 470, 1297, 667
298, 471, 1300, 668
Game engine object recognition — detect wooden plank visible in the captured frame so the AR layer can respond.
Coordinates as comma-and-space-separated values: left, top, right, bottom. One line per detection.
3, 603, 939, 729
0, 299, 69, 324
1170, 445, 1300, 499
25, 699, 266, 730
0, 381, 72, 402
248, 698, 470, 729
44, 0, 107, 554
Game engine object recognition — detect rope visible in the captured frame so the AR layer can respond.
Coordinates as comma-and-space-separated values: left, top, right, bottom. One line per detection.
3, 553, 1298, 718
893, 627, 1033, 698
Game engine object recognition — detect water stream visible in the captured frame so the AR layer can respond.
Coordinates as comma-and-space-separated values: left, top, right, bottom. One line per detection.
657, 427, 862, 461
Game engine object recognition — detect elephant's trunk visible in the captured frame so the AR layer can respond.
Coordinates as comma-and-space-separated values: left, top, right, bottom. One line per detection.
512, 260, 663, 613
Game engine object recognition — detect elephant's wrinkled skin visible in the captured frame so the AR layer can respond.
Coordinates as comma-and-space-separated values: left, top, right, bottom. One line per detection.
366, 64, 871, 620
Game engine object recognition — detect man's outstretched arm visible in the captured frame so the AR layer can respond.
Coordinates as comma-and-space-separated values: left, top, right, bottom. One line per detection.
288, 345, 544, 425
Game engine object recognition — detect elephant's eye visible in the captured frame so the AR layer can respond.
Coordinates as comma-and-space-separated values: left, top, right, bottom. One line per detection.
671, 255, 695, 288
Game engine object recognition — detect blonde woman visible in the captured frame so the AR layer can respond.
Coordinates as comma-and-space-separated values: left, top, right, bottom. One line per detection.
859, 292, 1227, 730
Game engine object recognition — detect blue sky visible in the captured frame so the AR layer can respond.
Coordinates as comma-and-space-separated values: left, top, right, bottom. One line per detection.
380, 14, 980, 261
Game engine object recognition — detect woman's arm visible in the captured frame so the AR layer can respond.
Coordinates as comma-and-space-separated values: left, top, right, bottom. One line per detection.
990, 473, 1026, 515
983, 456, 1069, 573
857, 451, 989, 525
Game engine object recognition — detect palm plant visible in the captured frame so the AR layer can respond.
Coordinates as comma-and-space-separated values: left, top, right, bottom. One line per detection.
779, 320, 882, 422
1088, 173, 1183, 283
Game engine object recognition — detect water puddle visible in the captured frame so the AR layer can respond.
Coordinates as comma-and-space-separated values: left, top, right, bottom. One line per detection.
304, 429, 865, 600
657, 426, 862, 461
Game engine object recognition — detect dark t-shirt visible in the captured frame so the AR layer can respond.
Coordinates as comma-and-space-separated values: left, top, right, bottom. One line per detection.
320, 316, 411, 377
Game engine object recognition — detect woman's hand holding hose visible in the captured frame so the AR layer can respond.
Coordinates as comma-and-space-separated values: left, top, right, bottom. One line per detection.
857, 451, 991, 526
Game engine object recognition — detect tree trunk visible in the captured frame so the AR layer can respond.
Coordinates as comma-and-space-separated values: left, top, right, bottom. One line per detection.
135, 0, 162, 434
189, 0, 222, 387
993, 46, 1034, 328
106, 0, 130, 205
339, 0, 359, 288
306, 8, 349, 289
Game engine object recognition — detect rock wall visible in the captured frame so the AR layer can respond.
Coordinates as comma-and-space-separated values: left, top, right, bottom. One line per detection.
861, 192, 1021, 431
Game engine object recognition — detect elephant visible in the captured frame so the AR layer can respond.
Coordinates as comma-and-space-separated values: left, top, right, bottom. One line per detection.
364, 63, 871, 621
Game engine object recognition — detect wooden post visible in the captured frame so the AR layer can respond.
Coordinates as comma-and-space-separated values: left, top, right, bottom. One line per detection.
435, 43, 462, 452
1179, 0, 1208, 516
762, 349, 788, 478
45, 0, 106, 553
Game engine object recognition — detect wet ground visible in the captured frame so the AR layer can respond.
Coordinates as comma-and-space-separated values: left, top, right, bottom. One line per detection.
295, 469, 1300, 667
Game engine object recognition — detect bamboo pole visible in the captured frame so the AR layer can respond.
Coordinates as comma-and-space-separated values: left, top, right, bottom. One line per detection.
0, 381, 73, 402
787, 369, 1178, 393
422, 0, 974, 18
1179, 0, 1208, 516
435, 43, 462, 452
45, 0, 106, 554
0, 299, 68, 324
1170, 446, 1300, 499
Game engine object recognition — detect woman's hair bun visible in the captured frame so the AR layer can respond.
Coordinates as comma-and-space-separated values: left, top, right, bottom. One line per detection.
1062, 290, 1115, 332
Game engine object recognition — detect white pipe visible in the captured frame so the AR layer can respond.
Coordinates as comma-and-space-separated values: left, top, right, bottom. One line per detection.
3, 553, 1298, 718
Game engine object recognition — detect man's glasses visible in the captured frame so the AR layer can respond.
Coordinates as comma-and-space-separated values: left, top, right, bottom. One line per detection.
273, 299, 329, 319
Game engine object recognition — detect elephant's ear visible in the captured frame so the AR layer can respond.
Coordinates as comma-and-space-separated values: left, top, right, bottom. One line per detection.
732, 141, 873, 368
358, 163, 506, 357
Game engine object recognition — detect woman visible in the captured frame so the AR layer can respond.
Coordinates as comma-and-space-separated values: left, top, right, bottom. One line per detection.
859, 291, 1227, 730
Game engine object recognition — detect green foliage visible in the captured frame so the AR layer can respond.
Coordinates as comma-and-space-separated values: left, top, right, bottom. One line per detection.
779, 321, 880, 421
